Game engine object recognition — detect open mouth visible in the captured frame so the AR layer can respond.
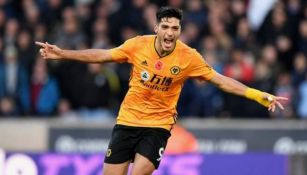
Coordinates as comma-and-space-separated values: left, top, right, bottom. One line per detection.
164, 38, 174, 48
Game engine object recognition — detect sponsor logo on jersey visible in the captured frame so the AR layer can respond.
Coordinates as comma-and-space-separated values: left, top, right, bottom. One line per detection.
141, 70, 150, 81
149, 74, 173, 86
140, 71, 173, 91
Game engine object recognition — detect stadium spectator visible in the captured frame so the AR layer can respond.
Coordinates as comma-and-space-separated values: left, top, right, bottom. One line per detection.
4, 18, 19, 46
223, 48, 255, 117
0, 96, 18, 116
57, 98, 74, 118
0, 37, 3, 60
54, 6, 86, 49
0, 9, 6, 35
297, 19, 307, 55
247, 60, 275, 118
180, 21, 200, 48
233, 17, 258, 52
71, 63, 119, 119
91, 17, 111, 49
20, 0, 41, 31
143, 3, 158, 34
30, 57, 59, 116
272, 72, 295, 118
165, 124, 198, 154
292, 53, 307, 89
297, 73, 307, 118
184, 0, 207, 28
16, 29, 36, 74
0, 46, 30, 115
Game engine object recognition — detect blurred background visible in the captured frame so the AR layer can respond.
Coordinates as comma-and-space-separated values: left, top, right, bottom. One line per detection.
0, 0, 307, 174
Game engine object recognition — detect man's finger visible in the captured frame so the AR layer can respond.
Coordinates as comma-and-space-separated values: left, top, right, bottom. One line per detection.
35, 41, 46, 47
272, 104, 276, 112
268, 103, 273, 111
39, 48, 46, 53
45, 42, 54, 49
276, 101, 284, 110
269, 106, 274, 112
275, 96, 288, 101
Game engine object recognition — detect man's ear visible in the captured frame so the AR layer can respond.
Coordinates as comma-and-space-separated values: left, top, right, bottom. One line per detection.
154, 25, 158, 33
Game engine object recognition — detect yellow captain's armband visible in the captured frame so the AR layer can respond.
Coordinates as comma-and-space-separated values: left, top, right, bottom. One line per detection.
245, 88, 273, 107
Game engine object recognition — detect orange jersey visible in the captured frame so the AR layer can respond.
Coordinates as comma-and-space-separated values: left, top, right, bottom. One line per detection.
110, 35, 216, 130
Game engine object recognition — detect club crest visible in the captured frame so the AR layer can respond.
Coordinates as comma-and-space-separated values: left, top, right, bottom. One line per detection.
170, 66, 180, 75
106, 149, 112, 157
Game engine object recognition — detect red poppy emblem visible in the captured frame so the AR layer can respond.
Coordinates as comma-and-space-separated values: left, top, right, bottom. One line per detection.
155, 61, 163, 70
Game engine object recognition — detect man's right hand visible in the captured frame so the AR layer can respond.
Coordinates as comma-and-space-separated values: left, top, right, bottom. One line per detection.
35, 42, 63, 59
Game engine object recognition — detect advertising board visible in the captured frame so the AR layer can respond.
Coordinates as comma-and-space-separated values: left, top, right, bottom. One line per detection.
0, 150, 287, 175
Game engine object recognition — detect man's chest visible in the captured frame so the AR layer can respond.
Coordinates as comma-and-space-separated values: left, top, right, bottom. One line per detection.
131, 50, 187, 91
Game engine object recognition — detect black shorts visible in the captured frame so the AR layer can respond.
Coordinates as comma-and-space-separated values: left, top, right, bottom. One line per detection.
104, 124, 171, 169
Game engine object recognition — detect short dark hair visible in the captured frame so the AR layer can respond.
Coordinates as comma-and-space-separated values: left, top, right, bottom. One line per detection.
156, 6, 183, 23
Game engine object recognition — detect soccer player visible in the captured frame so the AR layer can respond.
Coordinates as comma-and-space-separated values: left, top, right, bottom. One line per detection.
36, 6, 288, 175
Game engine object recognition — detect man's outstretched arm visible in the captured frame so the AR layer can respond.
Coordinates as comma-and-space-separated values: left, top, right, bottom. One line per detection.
208, 72, 288, 112
35, 42, 112, 63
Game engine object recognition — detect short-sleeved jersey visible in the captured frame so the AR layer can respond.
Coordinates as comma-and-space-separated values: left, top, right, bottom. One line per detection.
111, 35, 216, 130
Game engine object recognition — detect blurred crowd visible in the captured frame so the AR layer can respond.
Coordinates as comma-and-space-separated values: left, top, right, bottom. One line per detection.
0, 0, 306, 119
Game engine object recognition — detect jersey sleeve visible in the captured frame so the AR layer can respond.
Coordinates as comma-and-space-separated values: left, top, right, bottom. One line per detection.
188, 49, 216, 80
110, 37, 138, 63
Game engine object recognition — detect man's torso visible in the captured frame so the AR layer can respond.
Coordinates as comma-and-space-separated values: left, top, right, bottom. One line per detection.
111, 35, 215, 130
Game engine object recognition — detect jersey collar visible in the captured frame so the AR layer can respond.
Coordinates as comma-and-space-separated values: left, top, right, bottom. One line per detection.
153, 36, 177, 58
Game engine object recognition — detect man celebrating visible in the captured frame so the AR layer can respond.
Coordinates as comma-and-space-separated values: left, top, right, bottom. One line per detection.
36, 6, 287, 175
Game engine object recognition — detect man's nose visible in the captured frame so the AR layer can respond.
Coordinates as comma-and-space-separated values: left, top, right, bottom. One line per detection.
166, 29, 173, 36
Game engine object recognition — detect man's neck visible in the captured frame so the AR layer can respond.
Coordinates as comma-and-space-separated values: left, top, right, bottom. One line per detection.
154, 37, 172, 57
